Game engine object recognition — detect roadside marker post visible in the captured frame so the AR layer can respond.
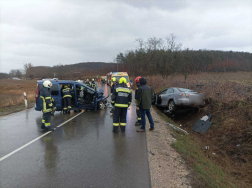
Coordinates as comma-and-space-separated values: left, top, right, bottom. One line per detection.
24, 92, 28, 108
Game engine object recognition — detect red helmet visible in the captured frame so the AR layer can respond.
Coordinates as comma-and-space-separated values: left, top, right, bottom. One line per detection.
135, 76, 142, 83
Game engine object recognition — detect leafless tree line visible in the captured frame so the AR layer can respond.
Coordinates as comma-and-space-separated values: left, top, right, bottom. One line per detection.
2, 34, 251, 80
116, 34, 252, 82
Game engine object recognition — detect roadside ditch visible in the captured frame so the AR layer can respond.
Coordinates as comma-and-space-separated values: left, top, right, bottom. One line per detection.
151, 97, 252, 188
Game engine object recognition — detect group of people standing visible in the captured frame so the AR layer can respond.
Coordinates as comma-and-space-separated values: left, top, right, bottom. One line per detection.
110, 76, 155, 133
85, 78, 96, 90
40, 76, 154, 133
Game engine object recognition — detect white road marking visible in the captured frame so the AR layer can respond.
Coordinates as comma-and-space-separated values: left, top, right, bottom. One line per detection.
0, 111, 84, 162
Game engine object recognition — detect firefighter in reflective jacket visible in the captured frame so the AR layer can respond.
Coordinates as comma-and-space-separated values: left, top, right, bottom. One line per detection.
111, 77, 118, 95
91, 78, 96, 89
85, 79, 91, 87
110, 77, 118, 113
62, 85, 72, 114
111, 77, 132, 133
135, 76, 142, 126
40, 80, 55, 131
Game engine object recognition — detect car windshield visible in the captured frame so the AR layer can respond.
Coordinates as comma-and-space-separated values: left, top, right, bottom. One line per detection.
178, 88, 194, 92
114, 76, 129, 82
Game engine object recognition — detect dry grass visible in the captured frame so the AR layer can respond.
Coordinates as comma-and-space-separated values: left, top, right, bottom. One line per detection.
0, 79, 37, 108
146, 72, 252, 103
136, 72, 252, 188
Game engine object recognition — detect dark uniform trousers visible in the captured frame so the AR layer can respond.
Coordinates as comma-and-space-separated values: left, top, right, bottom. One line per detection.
135, 87, 141, 123
113, 107, 127, 132
136, 109, 141, 123
42, 112, 52, 128
63, 97, 71, 111
62, 87, 72, 112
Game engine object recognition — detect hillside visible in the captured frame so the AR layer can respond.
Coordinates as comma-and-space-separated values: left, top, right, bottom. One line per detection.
52, 62, 115, 71
24, 62, 119, 80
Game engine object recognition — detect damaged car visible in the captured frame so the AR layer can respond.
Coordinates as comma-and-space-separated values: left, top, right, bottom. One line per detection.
154, 87, 205, 112
35, 79, 108, 112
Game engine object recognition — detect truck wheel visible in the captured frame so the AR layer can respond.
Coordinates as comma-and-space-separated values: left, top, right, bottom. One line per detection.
168, 100, 176, 112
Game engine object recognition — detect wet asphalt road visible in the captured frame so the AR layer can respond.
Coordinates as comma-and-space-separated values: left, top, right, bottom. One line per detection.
0, 84, 151, 188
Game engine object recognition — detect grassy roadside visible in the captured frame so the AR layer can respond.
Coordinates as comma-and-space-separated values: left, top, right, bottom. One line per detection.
0, 102, 35, 117
139, 72, 252, 187
0, 79, 37, 116
154, 107, 237, 188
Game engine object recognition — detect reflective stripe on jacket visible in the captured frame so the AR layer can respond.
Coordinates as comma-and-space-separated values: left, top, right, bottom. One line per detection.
111, 84, 132, 108
91, 81, 96, 89
85, 82, 91, 88
40, 87, 53, 113
62, 87, 72, 98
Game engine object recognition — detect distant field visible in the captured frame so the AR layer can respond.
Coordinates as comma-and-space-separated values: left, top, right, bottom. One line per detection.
0, 79, 37, 109
1, 72, 251, 109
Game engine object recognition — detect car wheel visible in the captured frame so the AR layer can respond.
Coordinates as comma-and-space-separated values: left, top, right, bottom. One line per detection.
168, 100, 176, 112
97, 101, 105, 110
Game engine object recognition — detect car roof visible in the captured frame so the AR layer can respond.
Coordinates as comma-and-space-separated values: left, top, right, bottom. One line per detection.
37, 80, 95, 91
37, 80, 79, 84
165, 87, 190, 91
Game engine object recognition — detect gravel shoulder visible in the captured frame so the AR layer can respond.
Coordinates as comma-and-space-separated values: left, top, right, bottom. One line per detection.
146, 108, 191, 188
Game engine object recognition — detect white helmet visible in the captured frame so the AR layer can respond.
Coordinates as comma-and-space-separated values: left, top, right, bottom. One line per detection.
86, 79, 89, 81
92, 78, 94, 81
43, 80, 52, 88
77, 80, 81, 83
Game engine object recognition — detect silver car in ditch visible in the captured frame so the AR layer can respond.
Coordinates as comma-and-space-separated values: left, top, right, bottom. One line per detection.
154, 87, 205, 112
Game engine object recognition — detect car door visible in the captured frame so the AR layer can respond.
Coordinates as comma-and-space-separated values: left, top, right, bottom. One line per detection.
37, 83, 61, 111
50, 84, 61, 110
75, 83, 96, 110
157, 89, 167, 105
161, 88, 174, 106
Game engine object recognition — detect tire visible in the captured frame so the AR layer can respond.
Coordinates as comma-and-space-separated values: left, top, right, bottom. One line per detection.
97, 101, 100, 110
168, 100, 176, 112
97, 101, 105, 110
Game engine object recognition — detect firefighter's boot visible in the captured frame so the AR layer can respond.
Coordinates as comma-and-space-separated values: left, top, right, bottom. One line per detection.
113, 126, 118, 133
45, 126, 54, 131
135, 122, 141, 126
41, 123, 45, 130
120, 126, 125, 133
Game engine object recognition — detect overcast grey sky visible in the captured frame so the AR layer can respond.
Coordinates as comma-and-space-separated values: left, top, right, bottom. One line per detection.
0, 0, 251, 73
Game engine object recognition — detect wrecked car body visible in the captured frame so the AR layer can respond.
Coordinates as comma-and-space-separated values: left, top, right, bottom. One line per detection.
154, 87, 205, 112
35, 79, 108, 112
